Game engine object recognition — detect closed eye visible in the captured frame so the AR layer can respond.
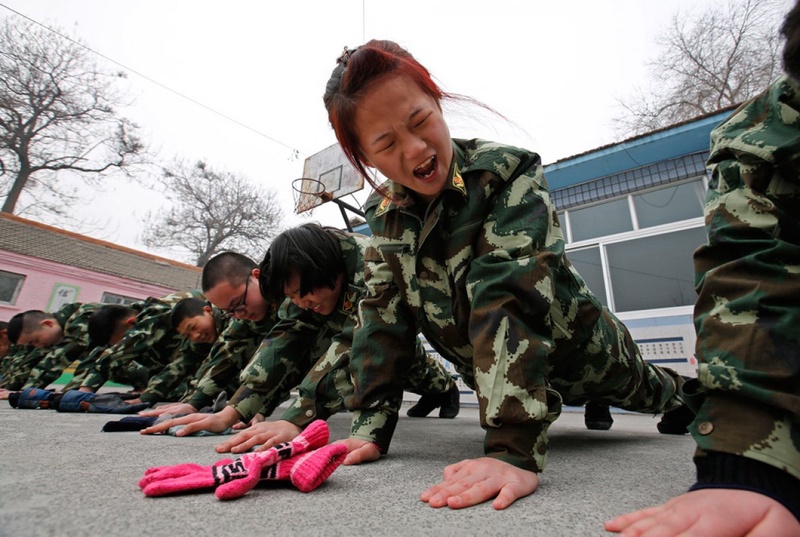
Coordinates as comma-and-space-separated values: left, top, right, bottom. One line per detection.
378, 141, 395, 152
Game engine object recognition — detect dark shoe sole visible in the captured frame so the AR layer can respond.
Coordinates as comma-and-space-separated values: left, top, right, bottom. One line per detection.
406, 404, 436, 418
585, 421, 613, 431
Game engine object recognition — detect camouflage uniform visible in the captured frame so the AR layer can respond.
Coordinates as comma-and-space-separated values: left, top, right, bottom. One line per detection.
229, 231, 455, 435
0, 345, 11, 379
180, 305, 282, 411
0, 345, 46, 390
137, 336, 213, 404
80, 291, 205, 402
62, 344, 105, 391
22, 302, 102, 389
350, 138, 685, 472
687, 75, 800, 515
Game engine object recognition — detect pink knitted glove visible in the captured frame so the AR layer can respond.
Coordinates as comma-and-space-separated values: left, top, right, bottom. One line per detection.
138, 459, 234, 492
139, 420, 329, 497
216, 443, 347, 500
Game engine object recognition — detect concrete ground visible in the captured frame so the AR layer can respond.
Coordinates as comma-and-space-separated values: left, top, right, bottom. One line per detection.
0, 400, 696, 537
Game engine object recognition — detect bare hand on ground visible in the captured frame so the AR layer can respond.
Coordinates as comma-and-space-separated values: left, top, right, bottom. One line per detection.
335, 438, 381, 465
215, 420, 301, 454
139, 402, 197, 417
140, 405, 240, 436
421, 457, 538, 510
604, 488, 800, 536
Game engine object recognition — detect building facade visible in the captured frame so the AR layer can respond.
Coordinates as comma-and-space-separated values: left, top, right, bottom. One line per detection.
548, 109, 734, 379
0, 212, 201, 321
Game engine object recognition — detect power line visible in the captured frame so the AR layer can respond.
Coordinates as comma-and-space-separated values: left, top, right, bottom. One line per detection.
0, 2, 308, 158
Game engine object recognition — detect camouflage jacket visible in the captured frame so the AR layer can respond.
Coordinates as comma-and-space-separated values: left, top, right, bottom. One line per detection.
80, 290, 203, 391
352, 138, 612, 472
63, 344, 105, 391
23, 302, 102, 389
0, 345, 15, 378
137, 335, 213, 404
181, 304, 283, 411
0, 345, 46, 390
691, 75, 800, 484
230, 231, 366, 424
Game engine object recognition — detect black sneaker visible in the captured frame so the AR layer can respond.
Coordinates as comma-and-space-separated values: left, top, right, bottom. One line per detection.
438, 384, 460, 419
584, 401, 614, 430
656, 404, 695, 435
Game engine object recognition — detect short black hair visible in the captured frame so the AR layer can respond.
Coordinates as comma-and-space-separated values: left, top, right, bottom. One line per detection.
7, 310, 52, 344
88, 305, 137, 347
169, 297, 208, 330
261, 223, 345, 302
201, 252, 257, 292
782, 0, 800, 81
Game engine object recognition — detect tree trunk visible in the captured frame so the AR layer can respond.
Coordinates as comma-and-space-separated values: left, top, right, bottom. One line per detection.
1, 170, 29, 214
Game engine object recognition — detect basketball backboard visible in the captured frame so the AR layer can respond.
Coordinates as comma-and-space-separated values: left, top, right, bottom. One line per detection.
295, 142, 364, 214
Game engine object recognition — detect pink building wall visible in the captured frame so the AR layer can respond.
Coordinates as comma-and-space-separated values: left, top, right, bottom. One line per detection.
1, 250, 181, 322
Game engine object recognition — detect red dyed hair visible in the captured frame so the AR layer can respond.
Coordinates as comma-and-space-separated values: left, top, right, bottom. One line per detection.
323, 40, 451, 196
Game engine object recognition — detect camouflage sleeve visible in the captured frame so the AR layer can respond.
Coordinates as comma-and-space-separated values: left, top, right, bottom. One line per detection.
80, 305, 179, 391
691, 147, 800, 481
226, 336, 311, 422
138, 339, 209, 404
463, 165, 566, 472
79, 333, 147, 391
348, 245, 421, 452
62, 345, 105, 391
80, 342, 151, 391
0, 347, 15, 378
0, 346, 46, 390
182, 319, 262, 410
79, 346, 116, 390
228, 311, 326, 422
22, 340, 86, 389
279, 327, 357, 429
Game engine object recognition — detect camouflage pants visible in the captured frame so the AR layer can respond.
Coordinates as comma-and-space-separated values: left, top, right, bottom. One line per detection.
549, 307, 685, 413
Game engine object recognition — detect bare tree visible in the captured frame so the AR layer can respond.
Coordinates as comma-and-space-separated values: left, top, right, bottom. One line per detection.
614, 0, 786, 136
141, 160, 284, 266
0, 16, 145, 217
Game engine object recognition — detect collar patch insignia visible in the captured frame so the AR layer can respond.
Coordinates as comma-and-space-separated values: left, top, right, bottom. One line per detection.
451, 165, 466, 196
375, 196, 392, 217
341, 290, 358, 314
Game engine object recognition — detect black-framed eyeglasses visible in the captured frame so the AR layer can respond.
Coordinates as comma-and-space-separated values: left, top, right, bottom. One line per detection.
223, 277, 249, 317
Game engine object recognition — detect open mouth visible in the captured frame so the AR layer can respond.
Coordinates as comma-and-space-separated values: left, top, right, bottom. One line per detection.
413, 156, 436, 179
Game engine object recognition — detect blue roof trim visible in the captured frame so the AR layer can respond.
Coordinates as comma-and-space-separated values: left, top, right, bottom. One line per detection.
352, 222, 372, 236
543, 110, 733, 190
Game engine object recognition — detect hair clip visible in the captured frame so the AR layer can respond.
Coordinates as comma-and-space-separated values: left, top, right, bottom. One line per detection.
336, 46, 357, 66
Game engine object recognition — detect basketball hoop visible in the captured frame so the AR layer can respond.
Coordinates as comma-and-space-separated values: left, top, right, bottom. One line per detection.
292, 178, 334, 215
